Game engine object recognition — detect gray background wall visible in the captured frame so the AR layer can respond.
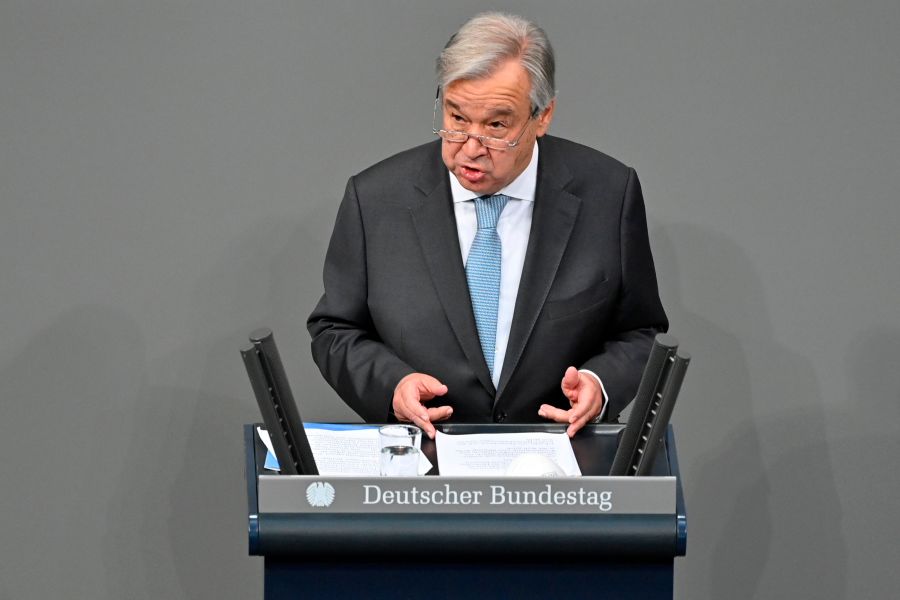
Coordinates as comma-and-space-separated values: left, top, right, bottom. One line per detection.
1, 1, 897, 598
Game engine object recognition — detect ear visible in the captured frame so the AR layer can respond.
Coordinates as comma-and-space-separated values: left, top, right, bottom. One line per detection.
534, 99, 556, 137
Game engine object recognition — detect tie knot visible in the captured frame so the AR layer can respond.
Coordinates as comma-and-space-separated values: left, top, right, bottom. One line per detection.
474, 194, 509, 230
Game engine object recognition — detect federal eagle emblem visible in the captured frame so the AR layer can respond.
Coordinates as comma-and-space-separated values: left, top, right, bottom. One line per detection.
306, 481, 336, 508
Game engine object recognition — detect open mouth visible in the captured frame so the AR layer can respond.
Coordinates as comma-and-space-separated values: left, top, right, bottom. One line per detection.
460, 165, 486, 182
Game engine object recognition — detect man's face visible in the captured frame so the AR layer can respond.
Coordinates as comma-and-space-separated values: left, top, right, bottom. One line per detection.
440, 59, 555, 196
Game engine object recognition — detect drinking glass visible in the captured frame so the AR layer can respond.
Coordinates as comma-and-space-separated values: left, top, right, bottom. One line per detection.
378, 425, 422, 477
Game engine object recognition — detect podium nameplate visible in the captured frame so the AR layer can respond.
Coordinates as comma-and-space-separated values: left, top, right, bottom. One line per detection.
258, 475, 676, 515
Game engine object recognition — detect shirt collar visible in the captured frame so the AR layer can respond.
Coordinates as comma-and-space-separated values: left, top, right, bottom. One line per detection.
448, 142, 539, 203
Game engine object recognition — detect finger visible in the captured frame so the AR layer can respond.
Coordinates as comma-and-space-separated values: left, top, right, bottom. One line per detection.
567, 389, 602, 436
406, 399, 432, 427
418, 377, 449, 400
406, 401, 436, 438
391, 399, 420, 423
418, 418, 437, 439
538, 403, 572, 423
567, 394, 594, 422
401, 400, 435, 438
427, 405, 454, 422
422, 409, 451, 437
397, 386, 430, 424
566, 412, 593, 438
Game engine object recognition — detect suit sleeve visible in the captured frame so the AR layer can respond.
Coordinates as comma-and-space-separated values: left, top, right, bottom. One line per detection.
580, 168, 668, 421
307, 177, 415, 422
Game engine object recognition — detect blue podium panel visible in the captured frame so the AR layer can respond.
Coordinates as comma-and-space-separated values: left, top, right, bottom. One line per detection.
244, 424, 687, 600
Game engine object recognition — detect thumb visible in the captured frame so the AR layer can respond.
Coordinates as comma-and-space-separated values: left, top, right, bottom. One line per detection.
561, 366, 581, 392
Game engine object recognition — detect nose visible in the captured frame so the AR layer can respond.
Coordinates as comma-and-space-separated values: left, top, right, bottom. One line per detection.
462, 134, 488, 159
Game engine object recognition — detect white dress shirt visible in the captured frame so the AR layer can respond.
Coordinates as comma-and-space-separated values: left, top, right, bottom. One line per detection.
447, 144, 607, 418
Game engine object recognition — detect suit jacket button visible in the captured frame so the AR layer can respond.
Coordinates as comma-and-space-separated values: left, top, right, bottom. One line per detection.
495, 412, 507, 423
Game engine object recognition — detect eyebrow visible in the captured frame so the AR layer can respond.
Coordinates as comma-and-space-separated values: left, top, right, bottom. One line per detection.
444, 99, 516, 119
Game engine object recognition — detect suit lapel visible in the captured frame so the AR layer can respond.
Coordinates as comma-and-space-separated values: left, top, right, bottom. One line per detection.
497, 140, 581, 398
409, 146, 496, 395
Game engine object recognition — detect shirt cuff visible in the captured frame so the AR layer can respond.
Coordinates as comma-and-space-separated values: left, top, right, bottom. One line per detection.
578, 369, 608, 423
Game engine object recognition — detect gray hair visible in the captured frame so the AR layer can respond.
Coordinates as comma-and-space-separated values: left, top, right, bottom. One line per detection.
436, 12, 556, 113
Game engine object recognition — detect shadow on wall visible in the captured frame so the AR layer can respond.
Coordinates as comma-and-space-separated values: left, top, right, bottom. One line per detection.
36, 309, 267, 599
99, 217, 303, 599
0, 307, 150, 598
652, 223, 847, 599
180, 207, 355, 423
0, 217, 343, 598
102, 366, 261, 598
103, 213, 353, 599
838, 328, 900, 595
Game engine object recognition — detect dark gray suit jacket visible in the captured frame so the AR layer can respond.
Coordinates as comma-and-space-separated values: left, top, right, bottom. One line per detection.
308, 135, 668, 424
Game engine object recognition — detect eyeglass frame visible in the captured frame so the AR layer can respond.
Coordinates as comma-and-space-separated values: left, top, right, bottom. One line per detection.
432, 89, 540, 150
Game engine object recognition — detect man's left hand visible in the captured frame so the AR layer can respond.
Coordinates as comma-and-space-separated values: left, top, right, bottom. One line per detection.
538, 366, 603, 437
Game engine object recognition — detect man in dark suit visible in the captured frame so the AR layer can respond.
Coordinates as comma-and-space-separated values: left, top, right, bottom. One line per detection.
308, 12, 667, 438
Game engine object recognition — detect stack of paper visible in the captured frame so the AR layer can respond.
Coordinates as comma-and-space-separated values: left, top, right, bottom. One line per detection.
257, 424, 432, 476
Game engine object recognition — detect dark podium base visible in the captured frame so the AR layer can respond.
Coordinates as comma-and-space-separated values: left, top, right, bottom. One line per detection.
264, 558, 673, 600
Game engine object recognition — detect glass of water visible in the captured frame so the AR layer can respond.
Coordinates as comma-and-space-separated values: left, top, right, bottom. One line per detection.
379, 425, 422, 477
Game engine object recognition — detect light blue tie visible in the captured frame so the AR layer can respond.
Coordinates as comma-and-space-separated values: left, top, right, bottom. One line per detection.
466, 194, 509, 376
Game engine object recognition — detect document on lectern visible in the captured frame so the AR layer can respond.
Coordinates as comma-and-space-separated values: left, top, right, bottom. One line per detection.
435, 431, 582, 477
258, 425, 432, 476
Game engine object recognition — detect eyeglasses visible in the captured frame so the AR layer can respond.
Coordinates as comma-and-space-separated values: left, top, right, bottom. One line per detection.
432, 96, 538, 151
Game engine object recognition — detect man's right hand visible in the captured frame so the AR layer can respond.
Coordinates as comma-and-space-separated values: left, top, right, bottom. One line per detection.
392, 373, 452, 439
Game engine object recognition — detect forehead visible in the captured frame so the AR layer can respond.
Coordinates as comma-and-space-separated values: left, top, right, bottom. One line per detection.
443, 59, 532, 114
